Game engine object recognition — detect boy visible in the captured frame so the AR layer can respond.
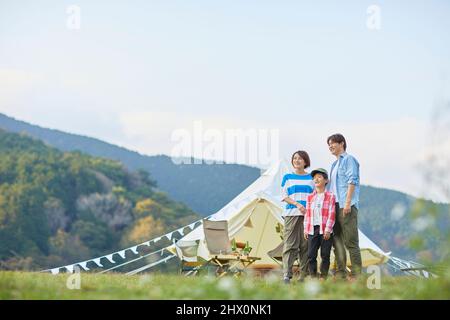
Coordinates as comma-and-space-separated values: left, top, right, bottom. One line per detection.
304, 168, 336, 280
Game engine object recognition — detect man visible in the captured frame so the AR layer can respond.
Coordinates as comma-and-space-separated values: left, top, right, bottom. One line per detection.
327, 133, 362, 280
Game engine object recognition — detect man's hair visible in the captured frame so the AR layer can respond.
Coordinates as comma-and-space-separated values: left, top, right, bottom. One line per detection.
291, 150, 311, 169
327, 133, 347, 151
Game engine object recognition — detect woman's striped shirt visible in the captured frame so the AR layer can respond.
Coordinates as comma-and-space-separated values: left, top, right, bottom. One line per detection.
281, 172, 315, 216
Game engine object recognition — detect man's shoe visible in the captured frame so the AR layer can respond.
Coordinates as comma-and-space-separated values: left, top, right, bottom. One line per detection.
283, 277, 291, 285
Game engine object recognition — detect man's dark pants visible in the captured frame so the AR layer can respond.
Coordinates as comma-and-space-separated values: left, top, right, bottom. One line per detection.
332, 203, 363, 277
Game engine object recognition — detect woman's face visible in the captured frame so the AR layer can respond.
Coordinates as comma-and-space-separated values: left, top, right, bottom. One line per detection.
292, 153, 305, 170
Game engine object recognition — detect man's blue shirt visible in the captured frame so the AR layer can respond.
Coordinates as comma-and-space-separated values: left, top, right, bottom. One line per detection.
328, 152, 360, 209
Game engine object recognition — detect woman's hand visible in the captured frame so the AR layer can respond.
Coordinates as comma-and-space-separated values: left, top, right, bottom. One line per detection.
304, 233, 308, 240
296, 203, 306, 214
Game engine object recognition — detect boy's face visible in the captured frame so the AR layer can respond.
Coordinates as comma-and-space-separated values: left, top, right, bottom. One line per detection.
313, 173, 328, 188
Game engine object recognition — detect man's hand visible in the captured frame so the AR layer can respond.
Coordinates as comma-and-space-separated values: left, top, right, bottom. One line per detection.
304, 233, 308, 240
323, 232, 331, 240
343, 203, 351, 216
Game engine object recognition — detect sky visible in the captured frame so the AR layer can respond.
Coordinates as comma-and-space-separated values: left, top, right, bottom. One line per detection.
1, 0, 449, 202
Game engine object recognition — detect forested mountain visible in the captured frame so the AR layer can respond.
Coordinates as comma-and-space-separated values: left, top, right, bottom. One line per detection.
0, 113, 448, 263
0, 113, 260, 215
0, 129, 198, 270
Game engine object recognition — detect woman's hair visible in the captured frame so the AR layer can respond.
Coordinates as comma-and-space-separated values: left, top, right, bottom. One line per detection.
291, 150, 310, 169
327, 133, 347, 151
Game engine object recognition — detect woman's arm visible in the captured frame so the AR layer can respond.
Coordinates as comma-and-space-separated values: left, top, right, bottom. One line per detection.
282, 196, 306, 214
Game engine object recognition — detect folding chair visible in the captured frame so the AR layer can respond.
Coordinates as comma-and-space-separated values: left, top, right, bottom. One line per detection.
174, 240, 203, 276
202, 219, 260, 277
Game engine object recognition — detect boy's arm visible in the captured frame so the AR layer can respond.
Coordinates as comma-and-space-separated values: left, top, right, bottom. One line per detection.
325, 194, 336, 234
304, 197, 312, 239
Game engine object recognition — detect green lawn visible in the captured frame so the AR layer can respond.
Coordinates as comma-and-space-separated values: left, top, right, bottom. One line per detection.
1, 271, 449, 300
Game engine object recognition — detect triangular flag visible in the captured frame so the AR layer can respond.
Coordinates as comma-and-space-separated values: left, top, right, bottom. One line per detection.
244, 217, 254, 228
105, 254, 115, 264
50, 268, 60, 275
93, 258, 103, 267
118, 250, 126, 259
188, 223, 196, 230
178, 228, 184, 236
129, 246, 139, 255
65, 265, 74, 273
165, 232, 173, 241
78, 261, 89, 271
142, 241, 151, 246
154, 237, 161, 243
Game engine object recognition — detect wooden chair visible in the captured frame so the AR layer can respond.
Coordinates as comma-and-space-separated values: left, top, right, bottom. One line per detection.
202, 219, 260, 277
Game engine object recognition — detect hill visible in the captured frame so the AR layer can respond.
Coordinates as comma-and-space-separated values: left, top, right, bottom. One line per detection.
0, 129, 199, 270
0, 113, 260, 216
0, 113, 448, 262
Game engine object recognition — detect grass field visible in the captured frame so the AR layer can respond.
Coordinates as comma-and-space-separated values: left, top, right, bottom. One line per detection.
1, 271, 449, 300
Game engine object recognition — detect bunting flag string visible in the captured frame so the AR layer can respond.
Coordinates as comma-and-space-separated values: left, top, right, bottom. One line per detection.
42, 215, 210, 275
125, 255, 176, 276
98, 247, 171, 274
118, 250, 126, 259
129, 246, 139, 255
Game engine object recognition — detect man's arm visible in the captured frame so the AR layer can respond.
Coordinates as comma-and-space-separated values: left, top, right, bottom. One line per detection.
343, 184, 355, 215
343, 156, 359, 215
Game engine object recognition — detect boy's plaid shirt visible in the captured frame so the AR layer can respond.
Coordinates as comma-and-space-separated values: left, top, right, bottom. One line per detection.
304, 191, 336, 235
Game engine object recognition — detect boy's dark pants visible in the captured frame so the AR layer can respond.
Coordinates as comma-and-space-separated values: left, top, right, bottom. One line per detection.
307, 225, 333, 278
332, 203, 363, 277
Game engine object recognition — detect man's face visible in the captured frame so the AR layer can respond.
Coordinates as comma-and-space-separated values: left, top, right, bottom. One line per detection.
328, 140, 344, 156
292, 153, 305, 170
313, 173, 328, 188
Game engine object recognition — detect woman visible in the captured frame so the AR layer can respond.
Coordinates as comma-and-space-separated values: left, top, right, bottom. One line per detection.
281, 150, 314, 284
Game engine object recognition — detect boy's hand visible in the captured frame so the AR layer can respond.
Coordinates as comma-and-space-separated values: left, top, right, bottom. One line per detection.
323, 232, 331, 240
304, 233, 308, 240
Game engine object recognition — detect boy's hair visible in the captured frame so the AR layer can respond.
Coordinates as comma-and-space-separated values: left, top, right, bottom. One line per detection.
312, 172, 328, 185
291, 150, 310, 169
327, 133, 347, 151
